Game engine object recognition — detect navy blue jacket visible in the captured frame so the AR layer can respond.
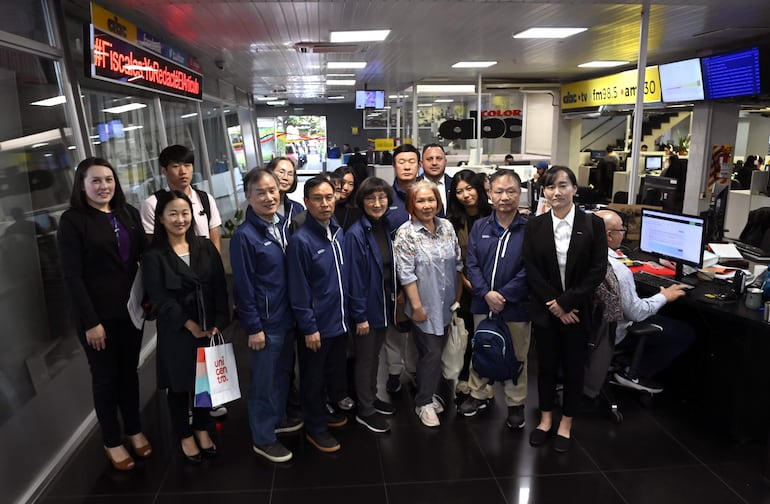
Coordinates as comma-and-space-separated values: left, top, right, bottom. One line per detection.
230, 207, 292, 335
344, 214, 396, 329
281, 194, 305, 236
287, 215, 349, 338
384, 180, 410, 235
466, 211, 529, 322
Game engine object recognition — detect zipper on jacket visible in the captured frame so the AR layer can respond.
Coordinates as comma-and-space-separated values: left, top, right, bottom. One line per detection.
331, 230, 347, 333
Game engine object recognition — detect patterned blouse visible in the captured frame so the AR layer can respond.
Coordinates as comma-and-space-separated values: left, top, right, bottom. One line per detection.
394, 216, 463, 335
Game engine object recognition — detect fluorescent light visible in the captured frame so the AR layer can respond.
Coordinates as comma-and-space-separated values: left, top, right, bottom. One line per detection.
123, 125, 144, 132
266, 100, 286, 106
389, 94, 408, 99
451, 61, 497, 68
326, 79, 356, 86
123, 64, 157, 71
578, 61, 628, 68
31, 142, 49, 148
434, 99, 454, 103
330, 30, 390, 43
513, 27, 587, 39
327, 61, 367, 69
256, 96, 278, 101
44, 153, 52, 157
326, 73, 355, 77
327, 95, 346, 100
180, 112, 198, 119
68, 145, 77, 150
102, 103, 147, 114
418, 103, 433, 107
128, 75, 143, 82
0, 127, 72, 151
416, 84, 476, 94
30, 95, 66, 106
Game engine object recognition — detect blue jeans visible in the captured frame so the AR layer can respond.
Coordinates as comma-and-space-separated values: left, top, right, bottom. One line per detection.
247, 330, 291, 446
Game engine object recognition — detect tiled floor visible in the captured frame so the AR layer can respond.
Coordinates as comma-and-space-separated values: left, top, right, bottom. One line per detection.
39, 339, 770, 504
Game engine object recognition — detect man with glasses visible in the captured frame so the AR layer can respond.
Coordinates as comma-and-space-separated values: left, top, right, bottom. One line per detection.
460, 170, 531, 429
287, 176, 349, 453
594, 210, 695, 394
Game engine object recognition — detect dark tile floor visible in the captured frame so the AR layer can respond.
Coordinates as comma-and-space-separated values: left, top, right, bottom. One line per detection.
39, 342, 770, 504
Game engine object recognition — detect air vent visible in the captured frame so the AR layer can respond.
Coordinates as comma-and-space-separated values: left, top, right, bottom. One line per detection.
294, 42, 360, 54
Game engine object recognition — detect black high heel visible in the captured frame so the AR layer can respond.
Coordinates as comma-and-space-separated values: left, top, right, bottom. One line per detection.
194, 430, 218, 457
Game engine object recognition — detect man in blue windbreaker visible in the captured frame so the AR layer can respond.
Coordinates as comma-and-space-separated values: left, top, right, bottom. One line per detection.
460, 169, 531, 431
287, 176, 349, 453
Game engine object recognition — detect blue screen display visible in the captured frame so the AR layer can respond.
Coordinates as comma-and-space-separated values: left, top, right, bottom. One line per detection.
701, 47, 761, 100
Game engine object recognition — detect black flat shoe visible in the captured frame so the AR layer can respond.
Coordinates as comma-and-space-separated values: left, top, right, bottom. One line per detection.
553, 434, 572, 453
182, 449, 202, 463
529, 428, 551, 446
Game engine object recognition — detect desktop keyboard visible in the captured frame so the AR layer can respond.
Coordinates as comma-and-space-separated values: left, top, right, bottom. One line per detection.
634, 271, 695, 290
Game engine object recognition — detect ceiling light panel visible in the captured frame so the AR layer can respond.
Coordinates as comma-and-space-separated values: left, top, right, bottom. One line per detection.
327, 62, 367, 69
451, 61, 497, 68
513, 27, 587, 39
330, 30, 390, 43
578, 61, 629, 68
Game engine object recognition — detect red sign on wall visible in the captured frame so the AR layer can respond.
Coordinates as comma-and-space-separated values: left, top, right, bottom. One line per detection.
87, 25, 203, 101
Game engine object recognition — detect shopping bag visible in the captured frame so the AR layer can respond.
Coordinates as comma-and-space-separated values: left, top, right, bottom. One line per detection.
194, 334, 241, 407
441, 304, 468, 381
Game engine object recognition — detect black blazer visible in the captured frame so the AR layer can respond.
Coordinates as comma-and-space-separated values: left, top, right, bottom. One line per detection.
57, 204, 144, 329
522, 208, 607, 328
143, 237, 229, 391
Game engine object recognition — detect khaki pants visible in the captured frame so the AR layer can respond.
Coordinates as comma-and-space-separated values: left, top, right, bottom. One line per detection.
468, 315, 531, 407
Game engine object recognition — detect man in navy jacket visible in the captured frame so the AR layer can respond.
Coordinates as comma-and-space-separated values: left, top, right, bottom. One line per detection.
460, 169, 531, 431
287, 176, 349, 453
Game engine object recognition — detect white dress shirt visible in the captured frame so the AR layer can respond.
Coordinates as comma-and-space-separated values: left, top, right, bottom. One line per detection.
550, 204, 576, 290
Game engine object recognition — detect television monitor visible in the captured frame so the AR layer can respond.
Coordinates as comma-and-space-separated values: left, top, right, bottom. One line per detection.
96, 119, 124, 142
701, 47, 761, 100
639, 208, 705, 280
644, 155, 663, 172
589, 150, 606, 163
659, 58, 704, 102
749, 169, 770, 195
355, 90, 385, 109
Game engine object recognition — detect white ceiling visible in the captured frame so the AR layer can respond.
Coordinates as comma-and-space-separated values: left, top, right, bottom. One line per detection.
79, 0, 770, 104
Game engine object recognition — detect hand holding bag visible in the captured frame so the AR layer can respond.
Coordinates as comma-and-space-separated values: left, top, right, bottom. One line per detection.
194, 332, 241, 408
441, 302, 468, 381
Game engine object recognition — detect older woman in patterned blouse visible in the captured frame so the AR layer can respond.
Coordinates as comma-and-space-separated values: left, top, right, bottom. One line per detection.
393, 179, 463, 428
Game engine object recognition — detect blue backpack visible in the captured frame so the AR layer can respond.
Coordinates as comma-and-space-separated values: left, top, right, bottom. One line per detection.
472, 317, 523, 383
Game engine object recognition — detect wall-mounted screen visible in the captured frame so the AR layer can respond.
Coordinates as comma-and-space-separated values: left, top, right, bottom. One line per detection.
701, 47, 761, 100
355, 90, 385, 109
659, 58, 704, 102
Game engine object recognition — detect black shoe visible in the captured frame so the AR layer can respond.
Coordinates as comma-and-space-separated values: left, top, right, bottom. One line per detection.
306, 431, 341, 453
386, 374, 402, 393
275, 417, 304, 434
326, 410, 348, 428
253, 442, 292, 462
181, 448, 202, 464
506, 405, 525, 430
373, 399, 396, 415
553, 434, 572, 453
355, 413, 390, 433
199, 443, 218, 458
457, 396, 489, 417
529, 428, 551, 446
612, 372, 664, 394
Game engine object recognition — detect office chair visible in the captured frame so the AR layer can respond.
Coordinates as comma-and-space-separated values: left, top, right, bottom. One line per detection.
739, 207, 770, 250
612, 191, 629, 204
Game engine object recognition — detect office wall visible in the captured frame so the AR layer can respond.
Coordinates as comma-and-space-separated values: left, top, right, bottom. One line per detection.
735, 114, 770, 159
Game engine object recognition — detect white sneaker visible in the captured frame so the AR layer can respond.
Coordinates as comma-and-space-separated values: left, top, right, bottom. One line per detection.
415, 404, 440, 427
431, 394, 445, 414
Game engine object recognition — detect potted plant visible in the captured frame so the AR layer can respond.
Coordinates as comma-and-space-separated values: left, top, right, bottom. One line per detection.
219, 209, 243, 274
677, 134, 690, 156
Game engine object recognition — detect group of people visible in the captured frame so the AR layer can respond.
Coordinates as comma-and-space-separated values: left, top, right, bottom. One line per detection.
57, 142, 695, 472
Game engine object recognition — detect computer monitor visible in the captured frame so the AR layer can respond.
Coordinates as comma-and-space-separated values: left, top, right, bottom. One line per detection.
644, 155, 663, 172
589, 150, 606, 163
640, 175, 680, 212
749, 169, 769, 195
639, 208, 705, 281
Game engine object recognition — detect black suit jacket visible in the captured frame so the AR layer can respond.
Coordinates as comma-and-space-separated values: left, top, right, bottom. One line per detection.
57, 204, 144, 329
419, 173, 452, 217
522, 208, 607, 328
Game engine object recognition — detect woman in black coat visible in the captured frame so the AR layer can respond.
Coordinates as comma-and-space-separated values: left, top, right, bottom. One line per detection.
143, 190, 229, 463
522, 166, 607, 453
57, 157, 150, 471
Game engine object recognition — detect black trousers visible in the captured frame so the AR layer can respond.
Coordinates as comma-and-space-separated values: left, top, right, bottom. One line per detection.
297, 334, 347, 433
534, 322, 588, 418
78, 318, 143, 447
166, 390, 211, 440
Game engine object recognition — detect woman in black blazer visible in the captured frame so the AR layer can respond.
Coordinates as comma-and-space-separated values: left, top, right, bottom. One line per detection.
522, 166, 607, 453
143, 190, 229, 463
57, 157, 150, 470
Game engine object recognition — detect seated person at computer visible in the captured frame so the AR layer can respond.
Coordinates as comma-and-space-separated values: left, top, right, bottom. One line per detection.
735, 155, 761, 190
504, 154, 514, 166
594, 210, 696, 393
660, 155, 687, 212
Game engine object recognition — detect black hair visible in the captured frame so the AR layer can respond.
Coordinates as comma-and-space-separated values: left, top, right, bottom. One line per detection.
151, 190, 199, 252
422, 143, 445, 155
504, 154, 514, 160
606, 144, 615, 154
541, 165, 578, 187
447, 169, 491, 230
393, 144, 420, 164
355, 177, 394, 208
70, 157, 127, 211
334, 165, 357, 202
266, 156, 298, 193
159, 144, 195, 168
488, 168, 522, 188
304, 175, 334, 199
243, 167, 280, 197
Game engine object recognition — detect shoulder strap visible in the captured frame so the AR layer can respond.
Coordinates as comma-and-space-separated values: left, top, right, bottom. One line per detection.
193, 187, 211, 226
